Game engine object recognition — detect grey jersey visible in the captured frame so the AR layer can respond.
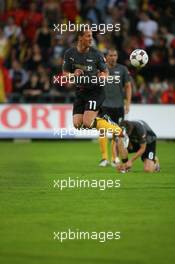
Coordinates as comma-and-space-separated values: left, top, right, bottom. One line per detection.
129, 120, 157, 144
102, 63, 131, 108
63, 47, 107, 90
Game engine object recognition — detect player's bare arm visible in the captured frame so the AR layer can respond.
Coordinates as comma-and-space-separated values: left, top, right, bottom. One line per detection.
126, 143, 146, 168
124, 81, 132, 114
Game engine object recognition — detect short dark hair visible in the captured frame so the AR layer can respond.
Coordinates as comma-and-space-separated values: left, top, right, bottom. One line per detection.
120, 120, 133, 135
75, 26, 91, 41
105, 48, 118, 56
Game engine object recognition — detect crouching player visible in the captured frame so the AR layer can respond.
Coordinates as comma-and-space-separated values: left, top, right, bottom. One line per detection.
117, 120, 160, 172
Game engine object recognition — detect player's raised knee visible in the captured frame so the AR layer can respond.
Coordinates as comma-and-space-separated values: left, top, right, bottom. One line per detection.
73, 121, 82, 129
73, 115, 83, 129
83, 120, 92, 129
82, 116, 95, 128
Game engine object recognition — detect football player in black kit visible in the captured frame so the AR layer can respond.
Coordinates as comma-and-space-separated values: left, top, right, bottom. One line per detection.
118, 120, 160, 172
62, 28, 124, 138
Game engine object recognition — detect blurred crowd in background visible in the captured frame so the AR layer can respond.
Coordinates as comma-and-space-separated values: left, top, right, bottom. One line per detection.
0, 0, 175, 104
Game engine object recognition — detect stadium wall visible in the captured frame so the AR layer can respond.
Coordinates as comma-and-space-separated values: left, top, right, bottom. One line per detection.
0, 104, 174, 139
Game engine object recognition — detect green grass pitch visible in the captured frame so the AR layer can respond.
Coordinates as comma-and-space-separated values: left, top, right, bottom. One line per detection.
0, 140, 175, 264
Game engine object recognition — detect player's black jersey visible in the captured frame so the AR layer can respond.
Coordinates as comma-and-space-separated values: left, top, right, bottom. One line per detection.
129, 120, 157, 144
62, 47, 107, 90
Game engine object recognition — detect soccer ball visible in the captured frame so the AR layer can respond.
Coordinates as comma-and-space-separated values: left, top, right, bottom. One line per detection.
130, 49, 149, 68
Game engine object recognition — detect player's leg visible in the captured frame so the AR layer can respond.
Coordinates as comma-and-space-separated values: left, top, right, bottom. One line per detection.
83, 104, 122, 136
142, 141, 160, 172
83, 109, 112, 167
73, 114, 83, 129
72, 94, 84, 128
94, 115, 122, 136
144, 159, 156, 172
83, 110, 99, 128
144, 157, 160, 172
111, 139, 117, 166
100, 107, 116, 166
111, 107, 124, 166
98, 107, 109, 167
83, 107, 123, 166
82, 90, 122, 137
98, 132, 109, 166
98, 107, 120, 167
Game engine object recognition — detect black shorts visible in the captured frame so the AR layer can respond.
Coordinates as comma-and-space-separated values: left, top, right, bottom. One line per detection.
73, 88, 105, 115
99, 106, 124, 123
128, 141, 156, 161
